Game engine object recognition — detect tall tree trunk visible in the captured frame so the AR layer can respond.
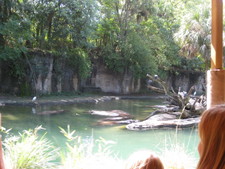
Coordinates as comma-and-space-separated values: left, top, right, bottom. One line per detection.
47, 11, 54, 41
0, 0, 10, 48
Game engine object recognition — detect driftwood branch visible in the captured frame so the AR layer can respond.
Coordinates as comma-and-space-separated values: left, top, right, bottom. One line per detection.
146, 74, 206, 116
147, 85, 165, 94
147, 74, 169, 95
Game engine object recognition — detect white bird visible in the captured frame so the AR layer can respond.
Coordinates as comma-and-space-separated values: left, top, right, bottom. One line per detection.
32, 96, 37, 102
178, 87, 187, 99
32, 107, 36, 114
154, 74, 159, 79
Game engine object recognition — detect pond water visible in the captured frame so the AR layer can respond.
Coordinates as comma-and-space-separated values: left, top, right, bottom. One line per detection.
0, 98, 199, 161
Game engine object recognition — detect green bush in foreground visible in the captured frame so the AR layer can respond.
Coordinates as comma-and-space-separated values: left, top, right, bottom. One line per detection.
3, 126, 58, 169
58, 126, 123, 169
1, 126, 196, 169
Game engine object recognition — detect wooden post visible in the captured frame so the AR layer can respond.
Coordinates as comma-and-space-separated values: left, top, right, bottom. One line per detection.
0, 114, 5, 169
211, 0, 223, 69
207, 0, 225, 109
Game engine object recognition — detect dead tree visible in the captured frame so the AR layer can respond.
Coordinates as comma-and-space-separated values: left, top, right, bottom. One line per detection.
146, 74, 206, 117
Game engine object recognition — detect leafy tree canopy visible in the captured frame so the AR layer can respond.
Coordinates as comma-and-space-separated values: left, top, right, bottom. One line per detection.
0, 0, 213, 82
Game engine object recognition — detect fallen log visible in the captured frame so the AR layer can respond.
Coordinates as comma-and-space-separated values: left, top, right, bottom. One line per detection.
96, 119, 139, 126
36, 109, 65, 115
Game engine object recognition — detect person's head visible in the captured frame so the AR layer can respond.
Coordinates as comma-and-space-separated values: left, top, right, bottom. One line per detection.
125, 150, 164, 169
197, 104, 225, 169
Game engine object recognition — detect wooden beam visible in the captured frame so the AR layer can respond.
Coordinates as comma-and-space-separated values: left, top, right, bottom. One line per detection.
0, 137, 5, 169
211, 0, 223, 69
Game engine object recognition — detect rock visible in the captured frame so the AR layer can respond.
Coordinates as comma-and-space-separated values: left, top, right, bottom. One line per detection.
0, 103, 5, 107
89, 109, 136, 126
126, 115, 200, 131
88, 110, 131, 117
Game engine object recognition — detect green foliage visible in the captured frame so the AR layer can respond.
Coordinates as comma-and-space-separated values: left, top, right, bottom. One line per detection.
0, 16, 30, 60
94, 0, 159, 77
94, 0, 192, 78
3, 126, 58, 169
59, 125, 118, 169
67, 48, 91, 79
0, 47, 22, 60
140, 17, 180, 70
95, 18, 119, 46
0, 3, 32, 81
18, 81, 32, 96
2, 126, 118, 169
171, 57, 205, 73
102, 32, 157, 77
19, 0, 99, 50
0, 0, 213, 93
125, 33, 157, 77
173, 0, 211, 69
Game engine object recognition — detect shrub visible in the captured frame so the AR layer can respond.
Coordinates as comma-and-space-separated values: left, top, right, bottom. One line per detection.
58, 126, 123, 169
3, 126, 58, 169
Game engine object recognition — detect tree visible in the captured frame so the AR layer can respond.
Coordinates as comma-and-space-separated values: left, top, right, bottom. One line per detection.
94, 0, 181, 77
0, 0, 99, 84
174, 0, 211, 69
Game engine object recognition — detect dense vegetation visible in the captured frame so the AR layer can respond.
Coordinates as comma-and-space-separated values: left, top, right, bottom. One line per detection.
0, 0, 211, 85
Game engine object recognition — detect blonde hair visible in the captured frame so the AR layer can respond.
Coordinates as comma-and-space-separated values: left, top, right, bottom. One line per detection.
125, 150, 164, 169
197, 105, 225, 169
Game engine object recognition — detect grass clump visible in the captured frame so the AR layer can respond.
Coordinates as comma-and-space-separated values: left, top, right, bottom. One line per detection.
161, 143, 198, 169
58, 126, 123, 169
3, 126, 58, 169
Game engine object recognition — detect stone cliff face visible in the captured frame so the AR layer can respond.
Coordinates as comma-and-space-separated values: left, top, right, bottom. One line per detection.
31, 52, 54, 94
167, 71, 205, 95
28, 50, 79, 95
0, 50, 205, 95
93, 61, 141, 94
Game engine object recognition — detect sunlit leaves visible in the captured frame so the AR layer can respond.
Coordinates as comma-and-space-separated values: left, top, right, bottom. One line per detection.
174, 0, 211, 69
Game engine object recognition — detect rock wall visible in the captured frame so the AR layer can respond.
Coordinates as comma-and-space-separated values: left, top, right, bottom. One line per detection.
0, 50, 205, 95
31, 52, 54, 94
94, 63, 140, 94
167, 71, 206, 94
28, 50, 80, 95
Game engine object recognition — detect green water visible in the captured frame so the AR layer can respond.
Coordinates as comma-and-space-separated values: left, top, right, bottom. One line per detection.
0, 98, 199, 160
